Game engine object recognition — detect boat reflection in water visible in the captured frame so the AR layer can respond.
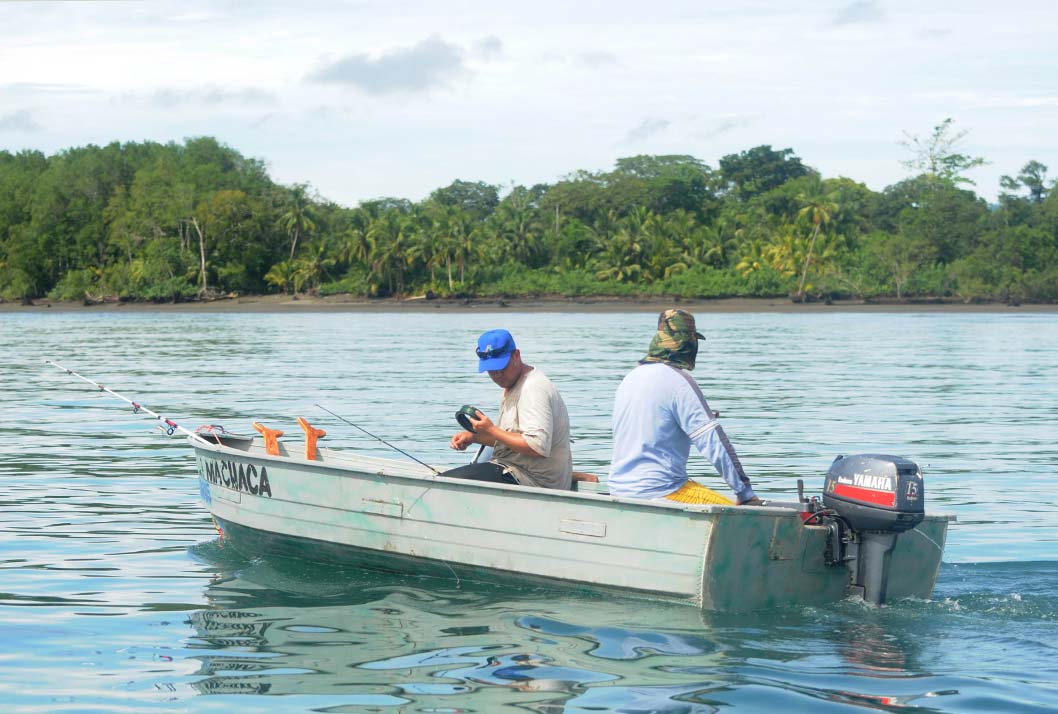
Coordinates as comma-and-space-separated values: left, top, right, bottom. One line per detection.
184, 543, 957, 712
187, 547, 726, 711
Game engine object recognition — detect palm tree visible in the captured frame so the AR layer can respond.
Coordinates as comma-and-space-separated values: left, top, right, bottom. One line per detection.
338, 224, 373, 270
335, 208, 373, 270
767, 225, 807, 278
277, 184, 318, 261
588, 209, 620, 255
367, 209, 414, 295
294, 244, 337, 295
442, 207, 478, 287
264, 260, 298, 294
642, 211, 689, 280
735, 239, 769, 276
696, 218, 737, 268
492, 189, 543, 266
795, 189, 838, 301
413, 203, 467, 288
402, 207, 433, 287
594, 210, 652, 282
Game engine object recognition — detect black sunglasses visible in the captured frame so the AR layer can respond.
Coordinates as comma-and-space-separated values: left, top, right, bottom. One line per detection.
476, 346, 511, 360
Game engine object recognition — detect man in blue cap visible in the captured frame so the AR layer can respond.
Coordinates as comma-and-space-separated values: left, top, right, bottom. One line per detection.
447, 328, 573, 490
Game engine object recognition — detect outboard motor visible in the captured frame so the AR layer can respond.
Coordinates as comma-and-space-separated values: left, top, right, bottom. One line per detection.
821, 455, 925, 605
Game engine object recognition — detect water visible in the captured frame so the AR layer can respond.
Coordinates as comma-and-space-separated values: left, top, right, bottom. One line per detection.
1, 309, 1056, 712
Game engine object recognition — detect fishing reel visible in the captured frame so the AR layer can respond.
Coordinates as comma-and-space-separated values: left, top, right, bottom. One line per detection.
455, 405, 493, 464
455, 405, 480, 432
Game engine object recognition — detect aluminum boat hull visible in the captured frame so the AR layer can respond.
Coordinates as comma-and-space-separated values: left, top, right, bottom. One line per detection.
192, 436, 952, 611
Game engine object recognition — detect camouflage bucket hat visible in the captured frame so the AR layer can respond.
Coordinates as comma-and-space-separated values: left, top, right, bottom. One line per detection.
639, 309, 705, 370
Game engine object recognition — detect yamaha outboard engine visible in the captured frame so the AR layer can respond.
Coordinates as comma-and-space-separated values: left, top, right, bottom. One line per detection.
821, 455, 925, 605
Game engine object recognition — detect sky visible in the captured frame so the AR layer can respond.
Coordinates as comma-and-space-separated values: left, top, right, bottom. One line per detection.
1, 0, 1056, 206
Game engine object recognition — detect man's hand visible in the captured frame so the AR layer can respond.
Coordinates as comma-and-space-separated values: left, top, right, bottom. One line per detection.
467, 409, 496, 437
449, 431, 476, 451
465, 409, 541, 458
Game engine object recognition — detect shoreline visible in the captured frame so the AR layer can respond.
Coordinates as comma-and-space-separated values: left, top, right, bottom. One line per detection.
3, 294, 1056, 314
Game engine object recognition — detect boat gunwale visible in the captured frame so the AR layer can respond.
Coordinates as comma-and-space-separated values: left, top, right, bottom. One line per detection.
189, 436, 956, 522
191, 435, 753, 516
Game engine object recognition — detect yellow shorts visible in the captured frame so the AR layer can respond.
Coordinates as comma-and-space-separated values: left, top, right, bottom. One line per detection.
664, 480, 734, 505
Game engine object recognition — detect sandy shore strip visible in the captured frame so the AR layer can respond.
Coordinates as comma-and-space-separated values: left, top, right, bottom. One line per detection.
3, 294, 1056, 314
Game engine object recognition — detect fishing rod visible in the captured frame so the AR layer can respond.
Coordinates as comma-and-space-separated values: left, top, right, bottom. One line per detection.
315, 403, 441, 475
45, 360, 213, 445
47, 361, 442, 469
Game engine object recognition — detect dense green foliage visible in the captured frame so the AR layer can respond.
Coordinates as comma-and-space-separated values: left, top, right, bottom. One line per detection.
2, 127, 1056, 304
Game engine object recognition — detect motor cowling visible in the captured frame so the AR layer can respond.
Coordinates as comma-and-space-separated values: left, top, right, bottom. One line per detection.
823, 454, 924, 532
819, 455, 926, 605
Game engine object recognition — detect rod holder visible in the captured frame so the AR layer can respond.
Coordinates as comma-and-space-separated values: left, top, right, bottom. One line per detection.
252, 422, 284, 456
297, 417, 327, 461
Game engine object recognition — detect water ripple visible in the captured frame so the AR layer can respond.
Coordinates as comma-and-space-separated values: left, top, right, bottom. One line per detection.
1, 311, 1056, 712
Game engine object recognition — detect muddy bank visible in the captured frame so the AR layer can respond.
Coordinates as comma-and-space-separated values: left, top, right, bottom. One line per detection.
4, 293, 1055, 314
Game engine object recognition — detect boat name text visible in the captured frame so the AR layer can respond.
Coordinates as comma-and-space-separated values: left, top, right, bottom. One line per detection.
201, 459, 272, 498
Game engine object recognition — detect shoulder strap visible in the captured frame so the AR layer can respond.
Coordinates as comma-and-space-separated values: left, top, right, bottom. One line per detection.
661, 364, 750, 487
662, 363, 716, 419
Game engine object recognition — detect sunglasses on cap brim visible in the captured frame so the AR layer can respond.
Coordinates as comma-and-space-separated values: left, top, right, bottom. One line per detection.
476, 347, 511, 360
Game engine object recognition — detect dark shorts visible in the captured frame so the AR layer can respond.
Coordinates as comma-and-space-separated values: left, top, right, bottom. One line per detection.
441, 462, 519, 485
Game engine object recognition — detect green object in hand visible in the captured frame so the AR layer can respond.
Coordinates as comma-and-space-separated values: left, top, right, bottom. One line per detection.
455, 405, 479, 432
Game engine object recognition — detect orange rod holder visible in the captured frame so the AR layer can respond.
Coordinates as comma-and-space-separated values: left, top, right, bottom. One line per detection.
252, 421, 284, 456
297, 417, 327, 461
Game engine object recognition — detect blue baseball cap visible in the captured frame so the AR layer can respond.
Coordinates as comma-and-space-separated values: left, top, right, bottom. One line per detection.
476, 329, 516, 372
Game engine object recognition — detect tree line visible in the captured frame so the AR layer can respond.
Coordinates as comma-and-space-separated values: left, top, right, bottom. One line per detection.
1, 121, 1056, 305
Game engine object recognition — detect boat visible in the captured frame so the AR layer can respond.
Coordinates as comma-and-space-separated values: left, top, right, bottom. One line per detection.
190, 427, 953, 612
42, 360, 953, 611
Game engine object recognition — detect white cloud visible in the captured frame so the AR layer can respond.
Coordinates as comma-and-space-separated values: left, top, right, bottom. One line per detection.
0, 82, 98, 96
622, 118, 671, 144
579, 51, 618, 68
137, 86, 277, 108
0, 109, 41, 132
917, 27, 953, 39
702, 116, 753, 139
475, 36, 503, 59
832, 0, 884, 26
0, 0, 1054, 203
306, 35, 468, 95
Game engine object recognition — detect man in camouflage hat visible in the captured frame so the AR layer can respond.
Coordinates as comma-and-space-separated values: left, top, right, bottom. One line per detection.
608, 309, 762, 505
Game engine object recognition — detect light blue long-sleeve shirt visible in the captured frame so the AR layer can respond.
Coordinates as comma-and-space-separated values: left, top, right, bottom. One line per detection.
608, 363, 755, 501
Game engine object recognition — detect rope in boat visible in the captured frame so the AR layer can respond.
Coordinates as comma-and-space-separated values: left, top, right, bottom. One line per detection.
45, 360, 213, 445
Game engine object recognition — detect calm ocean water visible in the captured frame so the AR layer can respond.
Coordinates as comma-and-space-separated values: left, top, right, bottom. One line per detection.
1, 309, 1056, 713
